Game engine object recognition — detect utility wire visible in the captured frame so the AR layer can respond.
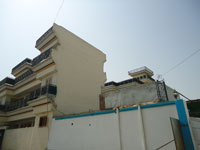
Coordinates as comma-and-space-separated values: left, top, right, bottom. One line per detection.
162, 48, 200, 76
53, 0, 65, 23
155, 139, 175, 150
174, 90, 191, 101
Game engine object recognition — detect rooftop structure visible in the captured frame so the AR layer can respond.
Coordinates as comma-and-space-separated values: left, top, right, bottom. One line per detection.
102, 67, 178, 110
128, 66, 154, 77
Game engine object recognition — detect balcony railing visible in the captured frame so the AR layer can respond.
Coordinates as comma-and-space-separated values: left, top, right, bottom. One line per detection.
1, 84, 57, 112
0, 70, 34, 87
32, 48, 51, 67
12, 58, 32, 73
0, 77, 15, 87
15, 70, 34, 84
0, 48, 52, 88
0, 105, 6, 112
36, 27, 53, 47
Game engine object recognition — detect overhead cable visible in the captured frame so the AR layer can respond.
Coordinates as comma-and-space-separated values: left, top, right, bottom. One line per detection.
53, 0, 65, 23
162, 48, 200, 76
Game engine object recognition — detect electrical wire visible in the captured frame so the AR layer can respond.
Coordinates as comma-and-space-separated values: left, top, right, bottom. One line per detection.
53, 0, 65, 23
162, 48, 200, 76
155, 139, 175, 150
174, 90, 191, 101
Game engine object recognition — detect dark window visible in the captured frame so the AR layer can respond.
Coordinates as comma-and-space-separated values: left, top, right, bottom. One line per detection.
140, 76, 143, 79
7, 118, 35, 129
39, 116, 47, 127
143, 75, 146, 78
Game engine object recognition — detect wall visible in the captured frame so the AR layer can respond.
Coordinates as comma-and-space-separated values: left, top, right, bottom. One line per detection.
103, 82, 177, 109
2, 127, 34, 150
52, 24, 106, 115
2, 104, 53, 150
48, 101, 186, 150
190, 117, 200, 150
166, 85, 179, 101
2, 127, 48, 150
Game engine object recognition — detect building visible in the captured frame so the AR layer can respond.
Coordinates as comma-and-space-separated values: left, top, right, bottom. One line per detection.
0, 24, 182, 150
101, 66, 179, 110
187, 99, 200, 117
0, 23, 106, 150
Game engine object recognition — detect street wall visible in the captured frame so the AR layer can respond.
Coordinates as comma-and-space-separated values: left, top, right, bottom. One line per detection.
190, 117, 200, 150
48, 101, 183, 150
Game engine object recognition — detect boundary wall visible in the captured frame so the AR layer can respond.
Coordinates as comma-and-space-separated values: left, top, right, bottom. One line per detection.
48, 100, 195, 150
190, 117, 200, 150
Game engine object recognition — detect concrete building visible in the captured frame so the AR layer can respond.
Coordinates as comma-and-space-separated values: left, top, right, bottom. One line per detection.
0, 24, 182, 150
0, 23, 106, 150
101, 66, 179, 109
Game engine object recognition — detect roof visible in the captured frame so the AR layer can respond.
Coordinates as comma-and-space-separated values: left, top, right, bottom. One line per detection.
128, 66, 154, 76
12, 58, 32, 73
105, 78, 144, 87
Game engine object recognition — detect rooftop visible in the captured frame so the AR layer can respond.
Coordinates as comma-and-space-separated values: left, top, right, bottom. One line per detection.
12, 58, 32, 73
0, 49, 52, 88
105, 78, 144, 87
128, 66, 154, 77
35, 26, 53, 47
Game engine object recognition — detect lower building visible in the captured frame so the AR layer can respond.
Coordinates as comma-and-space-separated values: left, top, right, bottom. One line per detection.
101, 66, 179, 110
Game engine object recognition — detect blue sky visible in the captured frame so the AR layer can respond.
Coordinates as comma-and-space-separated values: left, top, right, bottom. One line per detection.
1, 0, 200, 99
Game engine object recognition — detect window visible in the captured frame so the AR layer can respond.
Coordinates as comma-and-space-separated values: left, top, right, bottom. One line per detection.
8, 118, 35, 129
143, 75, 146, 78
39, 116, 47, 127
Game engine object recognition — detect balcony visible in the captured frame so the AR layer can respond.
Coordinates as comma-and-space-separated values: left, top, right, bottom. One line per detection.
12, 58, 32, 73
0, 105, 6, 112
32, 48, 51, 67
36, 27, 53, 47
4, 84, 57, 112
15, 70, 34, 84
0, 77, 15, 87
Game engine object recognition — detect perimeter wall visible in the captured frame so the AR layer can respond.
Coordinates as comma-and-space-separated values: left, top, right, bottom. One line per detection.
48, 100, 196, 150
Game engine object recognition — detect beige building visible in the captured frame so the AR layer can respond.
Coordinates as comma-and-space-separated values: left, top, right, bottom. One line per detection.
0, 24, 180, 150
0, 24, 106, 150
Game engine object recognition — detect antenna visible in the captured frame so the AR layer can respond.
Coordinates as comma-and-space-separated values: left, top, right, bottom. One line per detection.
157, 74, 164, 81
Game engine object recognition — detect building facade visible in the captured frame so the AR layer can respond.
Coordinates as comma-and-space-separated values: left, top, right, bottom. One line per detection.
0, 24, 181, 150
0, 24, 106, 150
101, 67, 179, 109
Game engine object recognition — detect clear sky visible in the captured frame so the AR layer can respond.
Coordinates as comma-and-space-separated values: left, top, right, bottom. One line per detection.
1, 0, 200, 99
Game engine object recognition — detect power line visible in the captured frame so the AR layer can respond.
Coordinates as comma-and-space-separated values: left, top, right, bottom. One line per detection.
155, 139, 175, 150
174, 90, 191, 101
162, 48, 200, 76
53, 0, 65, 23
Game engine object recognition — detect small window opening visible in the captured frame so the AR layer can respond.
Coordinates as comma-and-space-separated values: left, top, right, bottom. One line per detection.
39, 116, 47, 127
